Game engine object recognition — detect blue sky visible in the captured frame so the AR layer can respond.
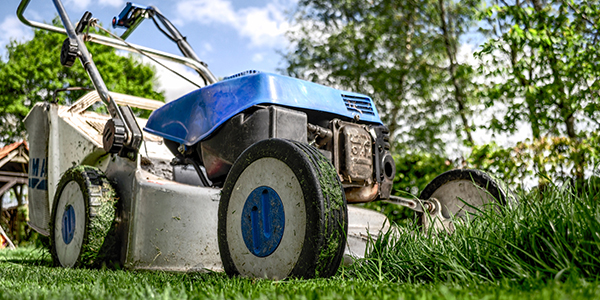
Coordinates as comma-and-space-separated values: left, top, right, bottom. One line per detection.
0, 0, 297, 100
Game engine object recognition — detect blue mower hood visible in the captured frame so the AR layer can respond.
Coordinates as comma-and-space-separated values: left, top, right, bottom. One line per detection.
144, 71, 383, 146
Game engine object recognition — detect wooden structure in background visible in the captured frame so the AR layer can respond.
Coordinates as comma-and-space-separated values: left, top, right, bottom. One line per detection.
0, 141, 29, 247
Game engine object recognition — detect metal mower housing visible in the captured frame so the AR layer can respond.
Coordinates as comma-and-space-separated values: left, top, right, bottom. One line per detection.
145, 71, 395, 199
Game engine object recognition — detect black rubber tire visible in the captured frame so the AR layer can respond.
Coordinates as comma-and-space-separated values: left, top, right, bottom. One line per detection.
218, 139, 348, 279
418, 169, 516, 224
50, 166, 119, 268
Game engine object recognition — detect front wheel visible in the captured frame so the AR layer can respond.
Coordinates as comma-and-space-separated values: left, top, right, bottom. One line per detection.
218, 139, 348, 279
50, 166, 119, 268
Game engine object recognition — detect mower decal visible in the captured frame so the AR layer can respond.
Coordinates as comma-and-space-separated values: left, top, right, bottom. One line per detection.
29, 157, 48, 191
62, 205, 76, 244
241, 186, 285, 257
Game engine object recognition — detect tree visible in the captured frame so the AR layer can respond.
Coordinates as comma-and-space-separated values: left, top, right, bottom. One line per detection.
475, 0, 600, 186
283, 0, 482, 155
429, 0, 483, 146
0, 18, 165, 144
283, 0, 600, 189
283, 0, 488, 199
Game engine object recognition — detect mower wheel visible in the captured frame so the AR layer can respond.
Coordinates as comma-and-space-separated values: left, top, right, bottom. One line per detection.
419, 169, 516, 230
50, 166, 119, 268
218, 139, 348, 279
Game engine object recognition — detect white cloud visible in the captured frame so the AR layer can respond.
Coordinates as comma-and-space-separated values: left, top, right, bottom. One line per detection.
176, 0, 237, 25
64, 0, 124, 11
202, 42, 213, 52
141, 57, 205, 102
252, 53, 264, 62
457, 43, 477, 65
176, 0, 291, 48
0, 16, 33, 55
237, 4, 290, 47
98, 0, 126, 8
64, 0, 92, 10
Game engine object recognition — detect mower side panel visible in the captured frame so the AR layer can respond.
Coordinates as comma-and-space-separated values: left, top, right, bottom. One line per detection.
24, 103, 107, 235
24, 104, 51, 235
144, 72, 382, 146
105, 157, 222, 272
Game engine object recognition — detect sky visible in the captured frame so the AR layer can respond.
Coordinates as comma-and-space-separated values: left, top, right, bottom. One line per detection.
0, 0, 297, 101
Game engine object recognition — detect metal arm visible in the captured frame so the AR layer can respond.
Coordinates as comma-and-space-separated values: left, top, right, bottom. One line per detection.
385, 195, 435, 214
148, 7, 203, 65
51, 0, 121, 120
111, 3, 210, 80
16, 0, 217, 85
17, 0, 145, 156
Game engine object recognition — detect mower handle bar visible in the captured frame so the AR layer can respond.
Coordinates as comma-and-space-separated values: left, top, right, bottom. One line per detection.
39, 0, 125, 126
16, 0, 218, 86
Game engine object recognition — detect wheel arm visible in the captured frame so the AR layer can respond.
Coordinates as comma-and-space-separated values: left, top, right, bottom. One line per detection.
385, 195, 435, 214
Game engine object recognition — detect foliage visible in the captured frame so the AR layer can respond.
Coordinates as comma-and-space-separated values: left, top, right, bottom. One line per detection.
283, 0, 482, 153
475, 0, 600, 184
0, 205, 38, 247
350, 178, 600, 283
284, 0, 600, 187
392, 147, 455, 196
0, 18, 164, 144
467, 135, 600, 188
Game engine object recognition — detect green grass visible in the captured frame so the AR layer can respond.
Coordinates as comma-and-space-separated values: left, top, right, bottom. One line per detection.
350, 180, 600, 284
1, 180, 599, 299
1, 247, 599, 300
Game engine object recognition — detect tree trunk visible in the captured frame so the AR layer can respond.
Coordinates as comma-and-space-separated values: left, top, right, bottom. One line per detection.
533, 0, 585, 186
437, 0, 474, 145
12, 186, 21, 243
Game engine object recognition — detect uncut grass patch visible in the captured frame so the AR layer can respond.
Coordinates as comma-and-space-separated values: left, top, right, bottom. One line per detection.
349, 180, 600, 283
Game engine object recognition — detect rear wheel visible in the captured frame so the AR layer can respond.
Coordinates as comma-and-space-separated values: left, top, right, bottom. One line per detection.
419, 169, 515, 231
218, 139, 348, 279
50, 166, 119, 268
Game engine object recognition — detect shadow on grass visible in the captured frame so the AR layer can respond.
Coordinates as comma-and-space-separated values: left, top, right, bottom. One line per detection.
2, 257, 53, 267
0, 246, 53, 267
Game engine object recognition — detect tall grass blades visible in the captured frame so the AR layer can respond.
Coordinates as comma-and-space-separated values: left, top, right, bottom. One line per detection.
348, 178, 600, 283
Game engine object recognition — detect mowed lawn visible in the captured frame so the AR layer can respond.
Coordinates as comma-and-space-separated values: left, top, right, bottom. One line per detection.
2, 183, 600, 299
1, 247, 598, 300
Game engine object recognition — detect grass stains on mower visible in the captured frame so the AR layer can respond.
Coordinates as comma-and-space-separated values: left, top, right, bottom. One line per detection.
18, 0, 512, 279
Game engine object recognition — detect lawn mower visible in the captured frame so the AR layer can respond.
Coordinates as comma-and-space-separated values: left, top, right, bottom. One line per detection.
17, 0, 514, 279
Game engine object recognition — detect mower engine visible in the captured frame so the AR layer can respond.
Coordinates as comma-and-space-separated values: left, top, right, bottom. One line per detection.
144, 71, 395, 203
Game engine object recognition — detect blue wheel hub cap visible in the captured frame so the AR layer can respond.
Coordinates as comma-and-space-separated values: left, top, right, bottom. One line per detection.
241, 186, 285, 257
62, 205, 76, 244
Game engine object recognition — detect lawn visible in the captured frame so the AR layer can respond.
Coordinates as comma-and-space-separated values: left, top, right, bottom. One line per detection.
1, 182, 599, 299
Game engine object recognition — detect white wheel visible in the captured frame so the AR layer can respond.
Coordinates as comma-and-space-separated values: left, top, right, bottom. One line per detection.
53, 181, 86, 267
50, 166, 118, 268
428, 179, 496, 218
419, 169, 515, 230
227, 157, 305, 279
218, 139, 347, 279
